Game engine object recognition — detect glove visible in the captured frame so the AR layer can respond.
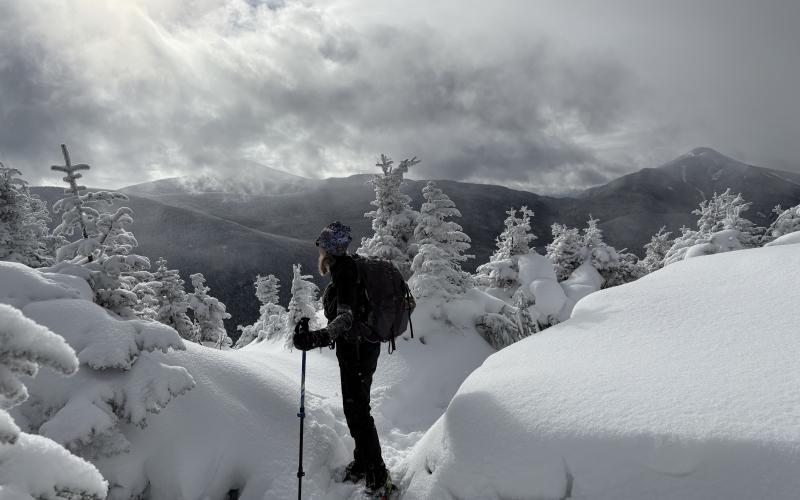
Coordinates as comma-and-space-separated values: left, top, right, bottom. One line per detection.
293, 327, 331, 351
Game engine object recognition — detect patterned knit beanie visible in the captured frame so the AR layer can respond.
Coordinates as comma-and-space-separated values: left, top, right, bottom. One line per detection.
316, 221, 352, 256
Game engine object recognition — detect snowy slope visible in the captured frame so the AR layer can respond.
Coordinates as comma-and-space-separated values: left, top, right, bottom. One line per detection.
1, 255, 494, 499
1, 260, 495, 499
403, 243, 800, 500
124, 302, 493, 499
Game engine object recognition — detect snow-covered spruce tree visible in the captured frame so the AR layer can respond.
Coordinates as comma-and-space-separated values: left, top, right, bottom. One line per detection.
474, 206, 536, 291
663, 226, 704, 266
0, 303, 108, 500
475, 310, 526, 350
50, 144, 152, 317
357, 154, 420, 279
546, 217, 640, 288
235, 274, 286, 348
51, 144, 128, 264
474, 286, 538, 350
641, 226, 672, 274
152, 258, 196, 341
664, 189, 762, 265
512, 289, 539, 338
1, 261, 194, 499
581, 217, 643, 288
129, 268, 159, 320
606, 250, 646, 287
693, 189, 762, 247
545, 222, 584, 282
285, 264, 320, 349
762, 203, 800, 243
409, 181, 474, 299
189, 273, 232, 349
0, 163, 54, 268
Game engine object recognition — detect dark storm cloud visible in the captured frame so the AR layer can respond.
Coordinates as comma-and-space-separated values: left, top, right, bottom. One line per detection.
2, 0, 797, 193
0, 0, 646, 193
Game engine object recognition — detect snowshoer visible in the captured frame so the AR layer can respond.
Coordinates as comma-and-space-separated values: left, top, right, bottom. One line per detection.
292, 221, 397, 498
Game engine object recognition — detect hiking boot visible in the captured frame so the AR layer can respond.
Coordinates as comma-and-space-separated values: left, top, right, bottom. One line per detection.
340, 459, 366, 483
365, 465, 396, 497
365, 476, 398, 499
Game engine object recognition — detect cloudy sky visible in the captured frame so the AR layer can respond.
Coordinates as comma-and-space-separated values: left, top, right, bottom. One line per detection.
1, 0, 798, 194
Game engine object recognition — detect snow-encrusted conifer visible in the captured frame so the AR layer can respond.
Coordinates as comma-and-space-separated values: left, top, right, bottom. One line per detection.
0, 163, 53, 267
641, 226, 672, 273
0, 302, 108, 499
545, 217, 638, 288
475, 307, 526, 350
663, 226, 704, 266
51, 144, 128, 264
580, 218, 639, 288
189, 273, 232, 349
255, 273, 281, 305
692, 189, 762, 247
664, 189, 762, 265
581, 218, 617, 269
475, 206, 536, 290
0, 304, 79, 434
605, 250, 646, 287
235, 274, 286, 348
285, 264, 320, 348
152, 258, 195, 341
512, 289, 539, 338
50, 145, 152, 317
1, 260, 193, 499
762, 203, 800, 243
545, 223, 584, 281
410, 181, 473, 299
357, 154, 420, 279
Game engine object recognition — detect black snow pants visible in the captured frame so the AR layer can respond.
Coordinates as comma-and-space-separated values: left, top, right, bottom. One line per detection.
335, 337, 385, 470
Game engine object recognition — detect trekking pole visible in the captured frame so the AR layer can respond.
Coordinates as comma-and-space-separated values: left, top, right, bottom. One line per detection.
296, 317, 310, 500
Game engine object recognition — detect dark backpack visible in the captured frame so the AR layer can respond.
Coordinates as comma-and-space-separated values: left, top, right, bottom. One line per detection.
352, 255, 416, 352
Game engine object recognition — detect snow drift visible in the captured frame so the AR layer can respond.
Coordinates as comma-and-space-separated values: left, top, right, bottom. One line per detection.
403, 243, 800, 500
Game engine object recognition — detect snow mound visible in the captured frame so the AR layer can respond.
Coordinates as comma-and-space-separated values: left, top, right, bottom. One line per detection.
0, 261, 91, 309
97, 343, 350, 500
404, 245, 800, 500
765, 231, 800, 247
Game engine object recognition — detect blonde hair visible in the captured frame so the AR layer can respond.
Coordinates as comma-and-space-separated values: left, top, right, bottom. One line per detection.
318, 248, 336, 276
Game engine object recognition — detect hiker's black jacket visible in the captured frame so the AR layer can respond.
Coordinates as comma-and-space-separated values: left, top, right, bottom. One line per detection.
323, 254, 369, 342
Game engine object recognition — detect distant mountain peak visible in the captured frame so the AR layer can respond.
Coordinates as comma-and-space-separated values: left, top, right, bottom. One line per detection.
680, 146, 743, 165
658, 147, 750, 173
688, 146, 724, 157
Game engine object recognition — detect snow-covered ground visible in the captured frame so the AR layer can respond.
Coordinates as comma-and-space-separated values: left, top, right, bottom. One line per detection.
403, 243, 800, 500
1, 261, 494, 499
114, 310, 493, 500
5, 240, 800, 499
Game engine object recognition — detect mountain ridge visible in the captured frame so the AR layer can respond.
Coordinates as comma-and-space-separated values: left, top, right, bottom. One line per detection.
32, 147, 800, 334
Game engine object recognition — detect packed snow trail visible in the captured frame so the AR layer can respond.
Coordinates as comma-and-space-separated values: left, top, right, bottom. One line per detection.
233, 313, 494, 498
